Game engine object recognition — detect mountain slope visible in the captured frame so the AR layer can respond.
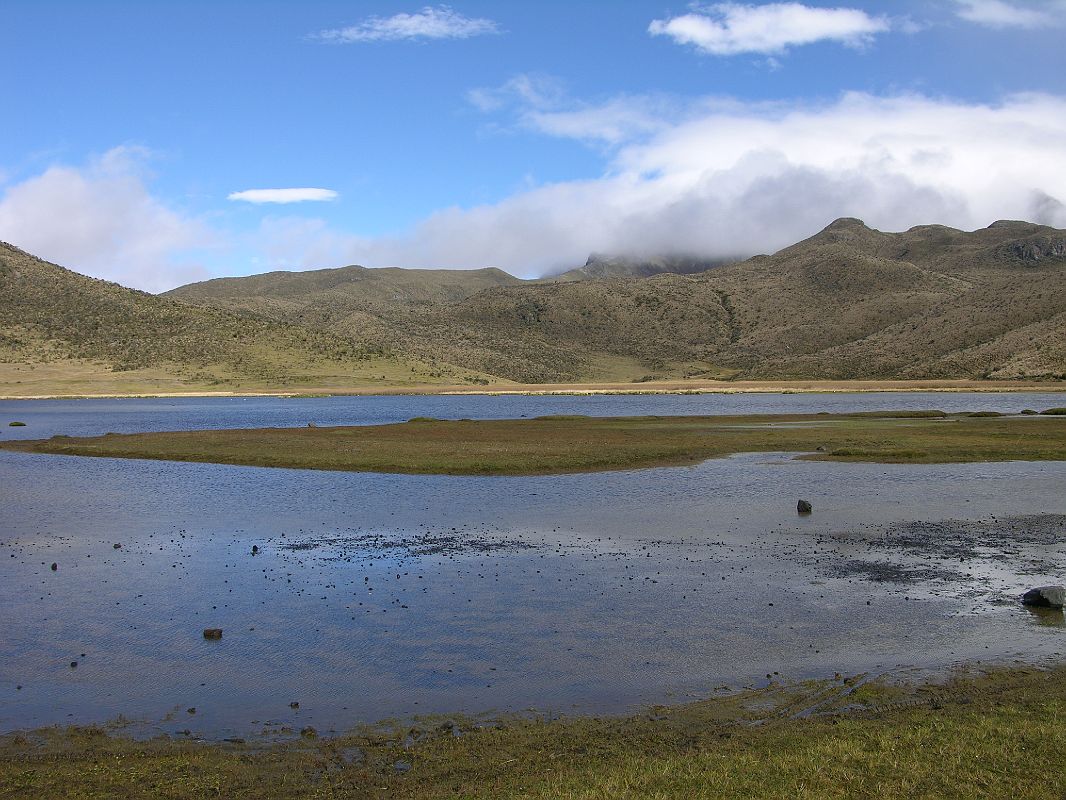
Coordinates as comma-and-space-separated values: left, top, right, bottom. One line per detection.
545, 253, 737, 282
7, 217, 1062, 391
397, 219, 1066, 381
719, 219, 1066, 379
0, 242, 491, 392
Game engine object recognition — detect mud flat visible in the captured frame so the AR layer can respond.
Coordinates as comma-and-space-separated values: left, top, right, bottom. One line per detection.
3, 405, 1065, 798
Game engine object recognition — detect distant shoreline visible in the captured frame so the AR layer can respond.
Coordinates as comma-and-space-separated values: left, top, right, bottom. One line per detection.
1, 378, 1065, 401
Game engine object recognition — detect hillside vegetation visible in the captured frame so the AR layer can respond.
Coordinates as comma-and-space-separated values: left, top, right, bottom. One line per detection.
2, 218, 1063, 392
407, 219, 1066, 382
0, 242, 492, 393
167, 218, 1066, 383
2, 665, 1064, 799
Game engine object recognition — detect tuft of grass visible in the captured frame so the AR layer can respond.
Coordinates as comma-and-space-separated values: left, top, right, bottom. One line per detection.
1041, 407, 1066, 415
829, 447, 930, 459
7, 421, 26, 426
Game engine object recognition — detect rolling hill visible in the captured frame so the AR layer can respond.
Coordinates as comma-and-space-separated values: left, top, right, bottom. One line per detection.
166, 218, 1066, 383
0, 242, 493, 395
2, 217, 1063, 393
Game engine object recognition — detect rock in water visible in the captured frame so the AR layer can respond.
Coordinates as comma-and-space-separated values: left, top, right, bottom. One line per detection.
1022, 586, 1065, 608
203, 628, 223, 640
797, 499, 813, 514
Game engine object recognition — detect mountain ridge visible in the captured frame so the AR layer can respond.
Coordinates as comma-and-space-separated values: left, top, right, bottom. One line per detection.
2, 218, 1063, 390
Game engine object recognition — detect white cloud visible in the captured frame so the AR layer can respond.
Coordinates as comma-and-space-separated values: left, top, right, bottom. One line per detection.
267, 91, 1066, 276
526, 99, 677, 145
314, 5, 499, 43
953, 0, 1063, 28
468, 74, 681, 145
228, 188, 338, 204
254, 216, 365, 271
649, 2, 891, 56
466, 74, 564, 113
0, 146, 214, 292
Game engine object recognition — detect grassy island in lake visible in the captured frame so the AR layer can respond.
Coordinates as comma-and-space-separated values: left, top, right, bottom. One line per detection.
3, 410, 1066, 475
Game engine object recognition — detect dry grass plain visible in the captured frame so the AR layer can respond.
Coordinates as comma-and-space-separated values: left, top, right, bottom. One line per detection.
1, 374, 1062, 400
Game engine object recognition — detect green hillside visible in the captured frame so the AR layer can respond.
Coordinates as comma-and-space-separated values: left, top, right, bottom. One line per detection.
411, 219, 1066, 381
3, 217, 1064, 393
0, 242, 494, 394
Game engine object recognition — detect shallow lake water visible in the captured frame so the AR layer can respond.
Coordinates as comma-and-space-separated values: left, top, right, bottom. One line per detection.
1, 392, 1064, 739
1, 390, 1064, 440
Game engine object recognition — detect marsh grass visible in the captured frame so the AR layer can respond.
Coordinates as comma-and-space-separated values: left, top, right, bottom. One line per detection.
3, 411, 1065, 475
1, 666, 1063, 799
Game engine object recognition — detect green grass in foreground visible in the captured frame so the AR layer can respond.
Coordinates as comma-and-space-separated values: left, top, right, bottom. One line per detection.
1, 665, 1064, 799
2, 411, 1066, 475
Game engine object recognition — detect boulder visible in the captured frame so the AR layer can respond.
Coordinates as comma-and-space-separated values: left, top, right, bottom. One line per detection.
797, 499, 813, 514
1022, 586, 1065, 608
203, 628, 223, 640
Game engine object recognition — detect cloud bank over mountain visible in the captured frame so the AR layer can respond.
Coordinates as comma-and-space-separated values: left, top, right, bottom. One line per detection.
3, 91, 1065, 288
259, 90, 1066, 276
0, 147, 212, 291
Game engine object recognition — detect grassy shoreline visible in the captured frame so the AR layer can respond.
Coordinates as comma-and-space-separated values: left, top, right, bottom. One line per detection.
2, 663, 1064, 798
3, 411, 1066, 475
0, 378, 1064, 401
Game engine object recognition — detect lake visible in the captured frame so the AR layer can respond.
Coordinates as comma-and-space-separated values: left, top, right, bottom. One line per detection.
1, 392, 1064, 739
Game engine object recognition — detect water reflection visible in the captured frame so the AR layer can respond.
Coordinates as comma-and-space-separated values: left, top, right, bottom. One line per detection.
1, 395, 1065, 739
1024, 607, 1066, 628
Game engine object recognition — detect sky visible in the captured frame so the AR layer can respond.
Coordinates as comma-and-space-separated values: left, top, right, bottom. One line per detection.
1, 1, 1065, 291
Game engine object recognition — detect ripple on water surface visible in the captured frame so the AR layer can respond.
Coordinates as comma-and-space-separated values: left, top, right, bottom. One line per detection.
1, 395, 1065, 738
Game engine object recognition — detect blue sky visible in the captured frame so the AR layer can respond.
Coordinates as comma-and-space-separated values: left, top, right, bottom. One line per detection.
1, 1, 1065, 289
